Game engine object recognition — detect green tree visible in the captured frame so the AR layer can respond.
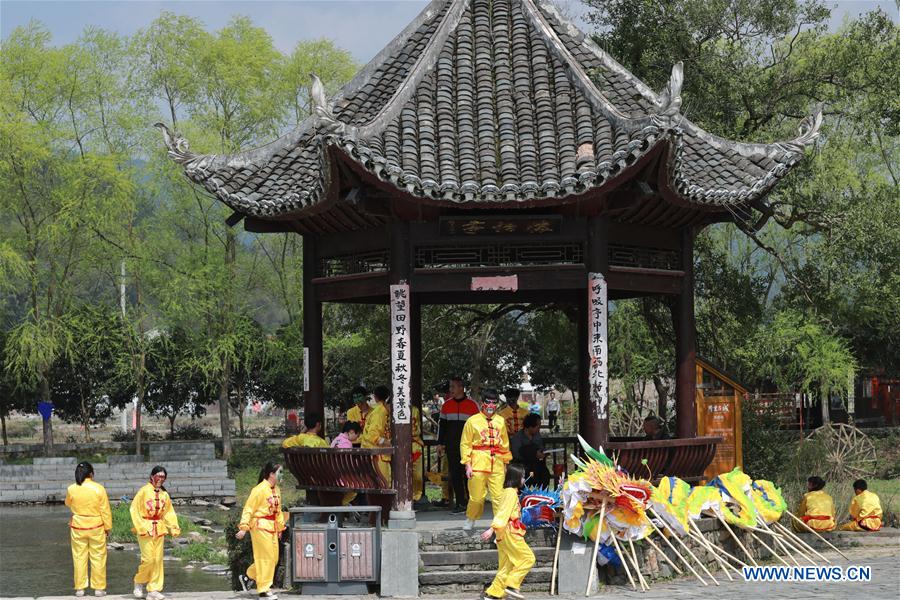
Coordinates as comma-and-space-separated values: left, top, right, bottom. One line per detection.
1, 24, 133, 453
144, 328, 210, 439
47, 305, 133, 441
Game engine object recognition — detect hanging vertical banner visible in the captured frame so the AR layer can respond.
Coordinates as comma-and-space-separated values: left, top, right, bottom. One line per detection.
390, 284, 412, 424
303, 347, 310, 392
588, 273, 609, 419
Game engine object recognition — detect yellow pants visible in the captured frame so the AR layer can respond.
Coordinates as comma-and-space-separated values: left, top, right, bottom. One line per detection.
466, 466, 505, 521
486, 533, 535, 596
71, 527, 107, 591
413, 456, 423, 502
135, 535, 165, 592
839, 517, 882, 531
376, 458, 392, 488
247, 529, 280, 593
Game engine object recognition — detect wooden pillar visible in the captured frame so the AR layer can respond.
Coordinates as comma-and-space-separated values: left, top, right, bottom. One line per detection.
580, 217, 609, 446
389, 221, 413, 514
673, 228, 697, 438
302, 235, 324, 422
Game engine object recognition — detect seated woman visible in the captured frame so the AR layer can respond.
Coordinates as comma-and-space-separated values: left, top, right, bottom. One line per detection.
794, 476, 835, 532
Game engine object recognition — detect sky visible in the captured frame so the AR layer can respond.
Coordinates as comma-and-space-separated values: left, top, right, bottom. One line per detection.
1, 0, 897, 64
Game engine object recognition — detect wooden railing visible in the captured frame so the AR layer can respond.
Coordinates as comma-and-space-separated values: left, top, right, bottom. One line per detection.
421, 435, 721, 494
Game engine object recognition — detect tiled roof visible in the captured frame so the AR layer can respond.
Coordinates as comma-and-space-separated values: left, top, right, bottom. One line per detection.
160, 0, 820, 219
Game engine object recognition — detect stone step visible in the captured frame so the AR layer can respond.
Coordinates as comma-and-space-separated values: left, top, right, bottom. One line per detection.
421, 547, 556, 570
419, 566, 552, 587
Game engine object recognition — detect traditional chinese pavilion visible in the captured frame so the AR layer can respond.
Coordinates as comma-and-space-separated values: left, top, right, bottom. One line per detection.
159, 0, 818, 515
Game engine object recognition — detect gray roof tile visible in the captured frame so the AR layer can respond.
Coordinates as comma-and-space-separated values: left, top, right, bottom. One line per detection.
172, 0, 817, 219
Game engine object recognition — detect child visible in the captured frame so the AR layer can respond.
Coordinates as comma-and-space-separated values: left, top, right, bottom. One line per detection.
794, 476, 835, 532
839, 479, 883, 531
480, 463, 535, 600
331, 421, 362, 448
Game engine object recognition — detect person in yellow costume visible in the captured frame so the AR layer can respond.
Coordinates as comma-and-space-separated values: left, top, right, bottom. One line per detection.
236, 462, 286, 599
497, 388, 529, 436
793, 476, 835, 532
839, 479, 883, 531
345, 386, 370, 438
481, 463, 534, 600
130, 466, 180, 600
361, 385, 392, 485
282, 412, 329, 449
65, 462, 112, 597
412, 402, 425, 503
461, 389, 511, 531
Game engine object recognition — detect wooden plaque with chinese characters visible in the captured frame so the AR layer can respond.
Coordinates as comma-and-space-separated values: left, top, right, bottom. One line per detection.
695, 359, 745, 480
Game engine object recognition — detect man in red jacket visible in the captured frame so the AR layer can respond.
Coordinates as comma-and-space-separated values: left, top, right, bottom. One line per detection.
437, 376, 479, 514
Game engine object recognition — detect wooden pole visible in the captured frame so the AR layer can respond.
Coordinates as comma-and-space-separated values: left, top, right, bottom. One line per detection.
585, 501, 607, 596
642, 535, 684, 576
610, 532, 638, 591
758, 521, 810, 566
774, 521, 835, 563
644, 517, 709, 586
627, 537, 650, 591
783, 511, 849, 560
715, 514, 759, 566
551, 512, 564, 595
688, 520, 737, 580
673, 227, 698, 438
646, 510, 717, 585
747, 529, 790, 566
687, 526, 747, 570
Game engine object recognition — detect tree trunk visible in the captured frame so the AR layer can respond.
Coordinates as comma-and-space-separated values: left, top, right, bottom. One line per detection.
820, 390, 830, 425
237, 384, 246, 438
219, 366, 232, 459
653, 376, 669, 421
134, 352, 145, 455
40, 375, 53, 456
1, 413, 7, 445
169, 415, 176, 440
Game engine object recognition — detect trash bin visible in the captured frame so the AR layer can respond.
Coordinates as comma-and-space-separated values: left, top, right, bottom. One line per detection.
288, 505, 382, 595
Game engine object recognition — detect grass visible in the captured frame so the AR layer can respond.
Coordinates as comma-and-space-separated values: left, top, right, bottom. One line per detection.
170, 541, 226, 563
109, 501, 199, 544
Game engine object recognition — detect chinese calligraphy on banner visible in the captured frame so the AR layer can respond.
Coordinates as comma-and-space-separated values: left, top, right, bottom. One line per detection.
588, 273, 609, 419
390, 284, 412, 424
303, 347, 310, 392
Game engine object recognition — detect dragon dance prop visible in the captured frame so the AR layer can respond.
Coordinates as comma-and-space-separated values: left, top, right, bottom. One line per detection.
537, 436, 835, 595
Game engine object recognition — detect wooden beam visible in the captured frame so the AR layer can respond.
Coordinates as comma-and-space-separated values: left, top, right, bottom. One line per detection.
389, 221, 413, 515
312, 272, 390, 302
411, 265, 587, 293
302, 236, 324, 421
673, 228, 698, 438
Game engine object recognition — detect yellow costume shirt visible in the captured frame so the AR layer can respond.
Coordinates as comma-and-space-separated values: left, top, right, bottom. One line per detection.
491, 487, 526, 541
282, 432, 329, 448
130, 483, 180, 538
797, 489, 835, 531
498, 405, 530, 436
460, 412, 511, 473
66, 478, 112, 532
361, 403, 391, 453
346, 405, 369, 431
239, 480, 286, 534
848, 490, 882, 531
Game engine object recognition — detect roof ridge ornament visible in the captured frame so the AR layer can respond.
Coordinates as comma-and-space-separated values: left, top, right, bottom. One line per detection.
653, 62, 683, 125
154, 122, 197, 165
777, 106, 823, 155
310, 73, 356, 138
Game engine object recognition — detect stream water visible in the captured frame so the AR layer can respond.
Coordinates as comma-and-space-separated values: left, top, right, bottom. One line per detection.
0, 505, 229, 597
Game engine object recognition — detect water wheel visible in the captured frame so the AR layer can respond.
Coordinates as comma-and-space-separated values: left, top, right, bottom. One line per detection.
805, 423, 877, 481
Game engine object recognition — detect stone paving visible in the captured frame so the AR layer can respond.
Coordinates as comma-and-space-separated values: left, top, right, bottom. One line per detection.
10, 543, 898, 600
